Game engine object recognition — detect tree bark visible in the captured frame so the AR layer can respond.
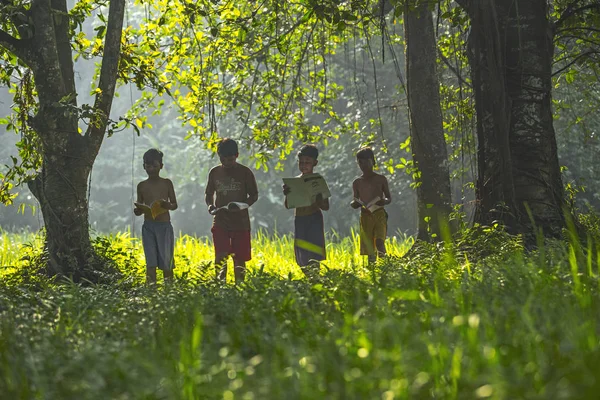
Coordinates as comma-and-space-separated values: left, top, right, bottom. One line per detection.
404, 0, 453, 241
461, 0, 565, 238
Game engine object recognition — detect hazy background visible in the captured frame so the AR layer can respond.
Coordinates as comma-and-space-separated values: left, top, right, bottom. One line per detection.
2, 17, 599, 239
0, 31, 422, 239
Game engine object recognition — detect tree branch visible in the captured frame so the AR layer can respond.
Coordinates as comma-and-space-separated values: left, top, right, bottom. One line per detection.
554, 2, 600, 30
52, 0, 76, 99
30, 0, 65, 100
0, 28, 19, 52
552, 50, 598, 76
438, 49, 472, 88
1, 0, 35, 41
87, 0, 126, 153
0, 29, 30, 63
556, 26, 600, 35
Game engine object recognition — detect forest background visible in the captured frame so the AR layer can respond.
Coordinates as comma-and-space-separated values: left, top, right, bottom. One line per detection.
1, 0, 597, 243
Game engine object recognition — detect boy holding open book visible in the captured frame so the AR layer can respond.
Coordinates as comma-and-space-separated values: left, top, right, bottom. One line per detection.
350, 147, 391, 263
205, 138, 259, 283
134, 148, 178, 284
282, 144, 330, 279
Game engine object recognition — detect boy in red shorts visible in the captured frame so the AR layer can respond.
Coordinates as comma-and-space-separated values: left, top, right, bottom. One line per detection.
205, 138, 259, 283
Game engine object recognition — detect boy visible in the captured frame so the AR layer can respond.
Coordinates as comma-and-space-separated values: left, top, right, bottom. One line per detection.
205, 138, 259, 283
350, 147, 391, 263
134, 148, 178, 284
282, 144, 329, 279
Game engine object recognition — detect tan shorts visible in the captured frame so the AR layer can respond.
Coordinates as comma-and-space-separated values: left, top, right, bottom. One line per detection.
359, 208, 387, 255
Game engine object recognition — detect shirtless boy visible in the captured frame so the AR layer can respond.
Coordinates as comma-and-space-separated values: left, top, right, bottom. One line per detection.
350, 147, 391, 262
134, 148, 178, 284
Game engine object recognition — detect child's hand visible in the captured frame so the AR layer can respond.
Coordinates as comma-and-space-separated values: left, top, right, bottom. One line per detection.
159, 199, 170, 209
208, 205, 217, 215
350, 200, 361, 209
282, 184, 291, 196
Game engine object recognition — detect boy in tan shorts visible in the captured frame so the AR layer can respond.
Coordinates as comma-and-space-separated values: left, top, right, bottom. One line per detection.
350, 147, 391, 263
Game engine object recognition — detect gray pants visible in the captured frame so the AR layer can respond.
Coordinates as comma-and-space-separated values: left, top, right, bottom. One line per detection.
142, 221, 175, 270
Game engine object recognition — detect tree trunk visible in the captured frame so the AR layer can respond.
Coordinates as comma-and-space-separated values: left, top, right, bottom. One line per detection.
28, 121, 95, 280
9, 0, 127, 281
404, 0, 453, 241
461, 0, 565, 238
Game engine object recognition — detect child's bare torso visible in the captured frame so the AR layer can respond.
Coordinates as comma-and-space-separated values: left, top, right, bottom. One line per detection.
138, 177, 172, 222
354, 173, 387, 204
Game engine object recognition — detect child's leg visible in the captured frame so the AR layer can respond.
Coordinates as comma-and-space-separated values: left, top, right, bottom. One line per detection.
359, 212, 376, 261
215, 253, 229, 281
142, 221, 159, 284
300, 260, 320, 281
295, 212, 325, 279
374, 209, 388, 259
163, 268, 174, 281
375, 238, 386, 258
212, 225, 233, 281
146, 266, 157, 284
160, 222, 176, 282
233, 260, 246, 283
231, 230, 251, 284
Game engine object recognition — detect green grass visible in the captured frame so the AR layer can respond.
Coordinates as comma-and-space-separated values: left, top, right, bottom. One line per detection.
1, 227, 600, 399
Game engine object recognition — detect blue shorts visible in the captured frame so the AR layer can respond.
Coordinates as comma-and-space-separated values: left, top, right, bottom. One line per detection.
294, 211, 326, 266
142, 221, 175, 270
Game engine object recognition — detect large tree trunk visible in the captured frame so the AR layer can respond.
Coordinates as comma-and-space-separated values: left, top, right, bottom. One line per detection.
460, 0, 565, 238
5, 0, 127, 281
404, 0, 453, 241
28, 112, 95, 280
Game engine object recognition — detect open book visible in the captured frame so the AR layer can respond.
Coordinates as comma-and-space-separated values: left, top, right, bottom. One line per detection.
134, 201, 168, 219
354, 196, 382, 213
210, 201, 249, 215
282, 173, 331, 209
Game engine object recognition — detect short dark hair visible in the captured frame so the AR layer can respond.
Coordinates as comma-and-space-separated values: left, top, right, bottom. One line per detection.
298, 144, 319, 160
356, 147, 375, 163
217, 138, 238, 157
143, 148, 163, 164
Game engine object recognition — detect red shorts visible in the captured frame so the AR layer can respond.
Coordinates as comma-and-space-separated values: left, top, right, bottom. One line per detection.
211, 225, 252, 262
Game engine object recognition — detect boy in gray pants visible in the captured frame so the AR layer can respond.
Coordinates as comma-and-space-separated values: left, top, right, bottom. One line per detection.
134, 148, 178, 284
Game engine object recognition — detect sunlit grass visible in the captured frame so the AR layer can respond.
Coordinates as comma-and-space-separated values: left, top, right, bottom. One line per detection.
0, 230, 43, 277
68, 228, 413, 283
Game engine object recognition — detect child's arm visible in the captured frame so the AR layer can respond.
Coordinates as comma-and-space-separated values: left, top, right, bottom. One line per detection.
244, 170, 259, 207
205, 170, 217, 214
160, 179, 178, 211
315, 193, 329, 211
350, 180, 361, 209
134, 183, 144, 216
246, 192, 258, 207
282, 184, 290, 209
205, 192, 216, 214
376, 176, 392, 206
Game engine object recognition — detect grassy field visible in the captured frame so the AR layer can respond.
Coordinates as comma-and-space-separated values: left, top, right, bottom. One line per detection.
1, 228, 600, 399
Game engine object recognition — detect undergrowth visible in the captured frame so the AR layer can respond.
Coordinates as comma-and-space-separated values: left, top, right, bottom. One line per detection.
0, 225, 599, 399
